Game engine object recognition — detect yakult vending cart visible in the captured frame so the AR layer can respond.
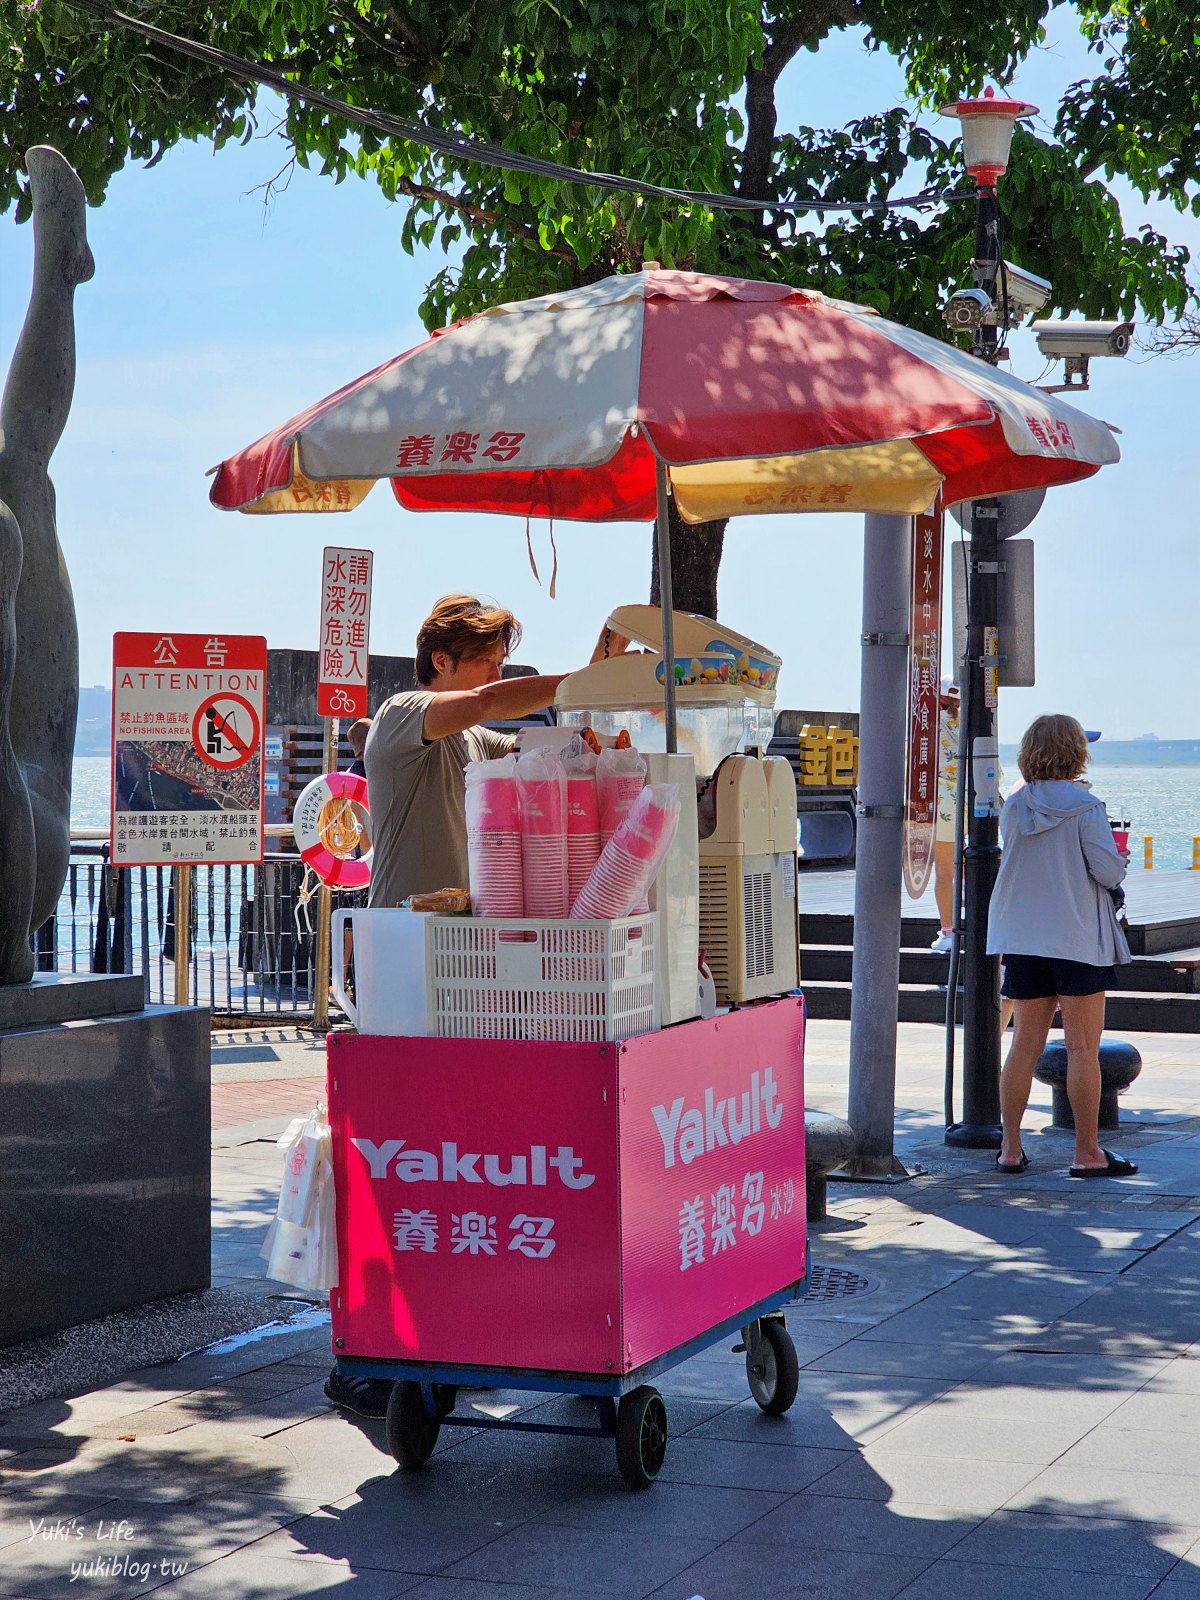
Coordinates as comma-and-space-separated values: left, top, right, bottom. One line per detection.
326, 607, 807, 1490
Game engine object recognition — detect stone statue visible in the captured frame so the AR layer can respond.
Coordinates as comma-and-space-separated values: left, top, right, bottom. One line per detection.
0, 148, 90, 984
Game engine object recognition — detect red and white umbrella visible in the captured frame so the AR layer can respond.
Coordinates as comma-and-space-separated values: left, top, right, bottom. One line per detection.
210, 269, 1117, 523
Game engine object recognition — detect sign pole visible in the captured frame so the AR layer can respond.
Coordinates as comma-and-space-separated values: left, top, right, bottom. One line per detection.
173, 864, 191, 1007
311, 714, 340, 1030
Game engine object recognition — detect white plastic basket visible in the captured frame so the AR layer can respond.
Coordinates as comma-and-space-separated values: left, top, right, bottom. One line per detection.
426, 914, 656, 1043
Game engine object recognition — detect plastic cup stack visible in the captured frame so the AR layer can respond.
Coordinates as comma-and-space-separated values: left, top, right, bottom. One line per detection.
566, 773, 602, 905
466, 766, 524, 918
571, 784, 680, 920
517, 757, 569, 919
597, 749, 649, 914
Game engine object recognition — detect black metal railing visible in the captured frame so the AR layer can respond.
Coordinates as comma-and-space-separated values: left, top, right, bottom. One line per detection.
37, 837, 362, 1020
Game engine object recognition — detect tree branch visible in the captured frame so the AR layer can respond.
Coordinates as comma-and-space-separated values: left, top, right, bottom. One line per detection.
394, 170, 578, 267
739, 0, 861, 203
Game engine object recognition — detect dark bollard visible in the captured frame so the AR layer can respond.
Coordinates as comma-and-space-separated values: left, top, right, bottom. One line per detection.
1034, 1040, 1143, 1131
804, 1111, 856, 1220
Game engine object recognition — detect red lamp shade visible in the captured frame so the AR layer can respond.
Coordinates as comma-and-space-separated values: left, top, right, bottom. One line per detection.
939, 85, 1038, 185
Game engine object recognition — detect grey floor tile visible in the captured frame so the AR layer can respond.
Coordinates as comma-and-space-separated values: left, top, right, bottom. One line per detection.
870, 1409, 1089, 1465
1009, 1465, 1200, 1525
806, 1341, 1006, 1381
656, 1437, 850, 1493
444, 1522, 715, 1597
144, 1548, 422, 1596
928, 1381, 1135, 1431
249, 1506, 515, 1577
943, 1508, 1194, 1577
536, 1478, 785, 1540
0, 1493, 117, 1553
400, 1582, 555, 1600
1054, 1428, 1200, 1478
685, 1396, 903, 1450
0, 1490, 316, 1596
1144, 1361, 1200, 1396
894, 1559, 1158, 1599
731, 1493, 982, 1558
650, 1543, 930, 1600
808, 1448, 1042, 1513
967, 1352, 1172, 1389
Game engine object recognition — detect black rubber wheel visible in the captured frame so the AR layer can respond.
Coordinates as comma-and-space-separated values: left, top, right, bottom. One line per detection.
386, 1381, 444, 1470
615, 1385, 668, 1490
746, 1319, 799, 1415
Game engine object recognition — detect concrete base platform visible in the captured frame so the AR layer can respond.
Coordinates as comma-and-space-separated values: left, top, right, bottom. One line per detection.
0, 997, 211, 1346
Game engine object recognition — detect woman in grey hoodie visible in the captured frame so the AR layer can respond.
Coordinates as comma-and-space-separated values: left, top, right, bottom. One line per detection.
987, 714, 1135, 1179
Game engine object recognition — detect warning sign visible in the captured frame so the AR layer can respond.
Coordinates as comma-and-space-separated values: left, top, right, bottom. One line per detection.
111, 633, 267, 866
317, 546, 373, 718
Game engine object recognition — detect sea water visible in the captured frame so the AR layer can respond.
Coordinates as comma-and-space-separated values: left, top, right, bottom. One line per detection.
71, 756, 1200, 867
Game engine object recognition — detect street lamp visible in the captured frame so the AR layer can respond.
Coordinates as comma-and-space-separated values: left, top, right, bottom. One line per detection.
938, 85, 1034, 1150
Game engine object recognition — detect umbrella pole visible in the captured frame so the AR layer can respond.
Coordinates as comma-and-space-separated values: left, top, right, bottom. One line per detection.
843, 513, 920, 1179
654, 460, 678, 754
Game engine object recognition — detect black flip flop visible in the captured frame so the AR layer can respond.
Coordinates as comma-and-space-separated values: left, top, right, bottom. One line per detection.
1069, 1149, 1139, 1179
996, 1151, 1029, 1174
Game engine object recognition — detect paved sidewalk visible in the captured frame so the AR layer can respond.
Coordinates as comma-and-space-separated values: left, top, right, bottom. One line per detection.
3, 1020, 1200, 1598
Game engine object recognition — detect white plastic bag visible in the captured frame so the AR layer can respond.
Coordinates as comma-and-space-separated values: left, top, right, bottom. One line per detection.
264, 1104, 339, 1292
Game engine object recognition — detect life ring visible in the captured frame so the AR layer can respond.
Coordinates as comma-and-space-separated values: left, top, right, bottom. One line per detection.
292, 771, 372, 888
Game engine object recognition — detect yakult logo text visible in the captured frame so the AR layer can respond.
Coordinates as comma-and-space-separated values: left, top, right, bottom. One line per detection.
351, 1139, 595, 1190
652, 1067, 784, 1169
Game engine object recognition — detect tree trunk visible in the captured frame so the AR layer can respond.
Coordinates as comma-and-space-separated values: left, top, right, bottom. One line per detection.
649, 496, 727, 618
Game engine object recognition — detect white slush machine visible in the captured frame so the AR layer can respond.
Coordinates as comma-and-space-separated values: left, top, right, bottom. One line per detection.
556, 606, 800, 1018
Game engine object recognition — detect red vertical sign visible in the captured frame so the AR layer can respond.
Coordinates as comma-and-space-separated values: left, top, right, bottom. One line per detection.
317, 546, 373, 718
903, 509, 943, 897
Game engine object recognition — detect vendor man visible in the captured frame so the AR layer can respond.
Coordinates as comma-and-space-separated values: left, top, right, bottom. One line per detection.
325, 594, 567, 1418
365, 592, 568, 908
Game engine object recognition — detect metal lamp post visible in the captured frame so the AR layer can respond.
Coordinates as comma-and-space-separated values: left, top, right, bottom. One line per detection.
938, 86, 1036, 1149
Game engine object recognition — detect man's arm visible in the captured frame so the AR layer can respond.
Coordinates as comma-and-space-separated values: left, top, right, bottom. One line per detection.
422, 673, 568, 742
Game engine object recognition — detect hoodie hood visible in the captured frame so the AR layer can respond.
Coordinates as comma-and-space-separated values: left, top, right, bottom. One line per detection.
1004, 780, 1097, 837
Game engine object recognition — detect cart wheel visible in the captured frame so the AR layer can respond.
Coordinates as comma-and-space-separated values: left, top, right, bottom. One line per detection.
615, 1385, 668, 1490
746, 1319, 799, 1415
386, 1381, 444, 1470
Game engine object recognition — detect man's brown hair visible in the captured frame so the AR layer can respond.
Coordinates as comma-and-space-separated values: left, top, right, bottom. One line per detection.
1017, 714, 1090, 783
415, 594, 521, 686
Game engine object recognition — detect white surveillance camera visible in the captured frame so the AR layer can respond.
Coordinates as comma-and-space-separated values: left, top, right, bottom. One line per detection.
999, 263, 1052, 319
1030, 319, 1134, 358
943, 287, 992, 332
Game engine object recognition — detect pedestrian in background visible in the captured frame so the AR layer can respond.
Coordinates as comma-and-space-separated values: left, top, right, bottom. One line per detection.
987, 714, 1136, 1178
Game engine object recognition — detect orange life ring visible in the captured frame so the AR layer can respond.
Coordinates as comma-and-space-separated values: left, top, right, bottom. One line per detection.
292, 771, 372, 889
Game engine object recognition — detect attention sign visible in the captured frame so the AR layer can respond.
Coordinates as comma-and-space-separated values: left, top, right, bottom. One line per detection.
111, 632, 267, 866
317, 546, 373, 718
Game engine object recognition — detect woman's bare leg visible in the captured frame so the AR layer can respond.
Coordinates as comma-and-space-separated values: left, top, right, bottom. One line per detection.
932, 839, 956, 932
1058, 990, 1108, 1169
999, 995, 1057, 1166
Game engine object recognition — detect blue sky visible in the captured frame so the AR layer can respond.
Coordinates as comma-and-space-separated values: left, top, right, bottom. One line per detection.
2, 18, 1196, 736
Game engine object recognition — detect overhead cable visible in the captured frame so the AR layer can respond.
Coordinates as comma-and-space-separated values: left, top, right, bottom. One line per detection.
59, 0, 973, 219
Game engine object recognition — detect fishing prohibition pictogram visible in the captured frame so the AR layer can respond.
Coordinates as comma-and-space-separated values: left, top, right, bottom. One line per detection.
191, 691, 260, 770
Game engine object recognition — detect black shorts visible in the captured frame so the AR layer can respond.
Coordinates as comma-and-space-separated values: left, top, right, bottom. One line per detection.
1000, 953, 1116, 1000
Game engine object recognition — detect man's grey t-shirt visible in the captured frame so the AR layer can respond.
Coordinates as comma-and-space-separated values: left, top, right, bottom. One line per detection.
364, 690, 512, 908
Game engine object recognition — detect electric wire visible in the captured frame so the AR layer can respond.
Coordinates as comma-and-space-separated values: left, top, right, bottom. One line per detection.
57, 0, 977, 221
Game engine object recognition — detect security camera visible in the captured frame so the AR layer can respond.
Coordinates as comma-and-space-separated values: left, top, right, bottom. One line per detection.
1030, 319, 1134, 358
943, 287, 992, 332
999, 262, 1052, 320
